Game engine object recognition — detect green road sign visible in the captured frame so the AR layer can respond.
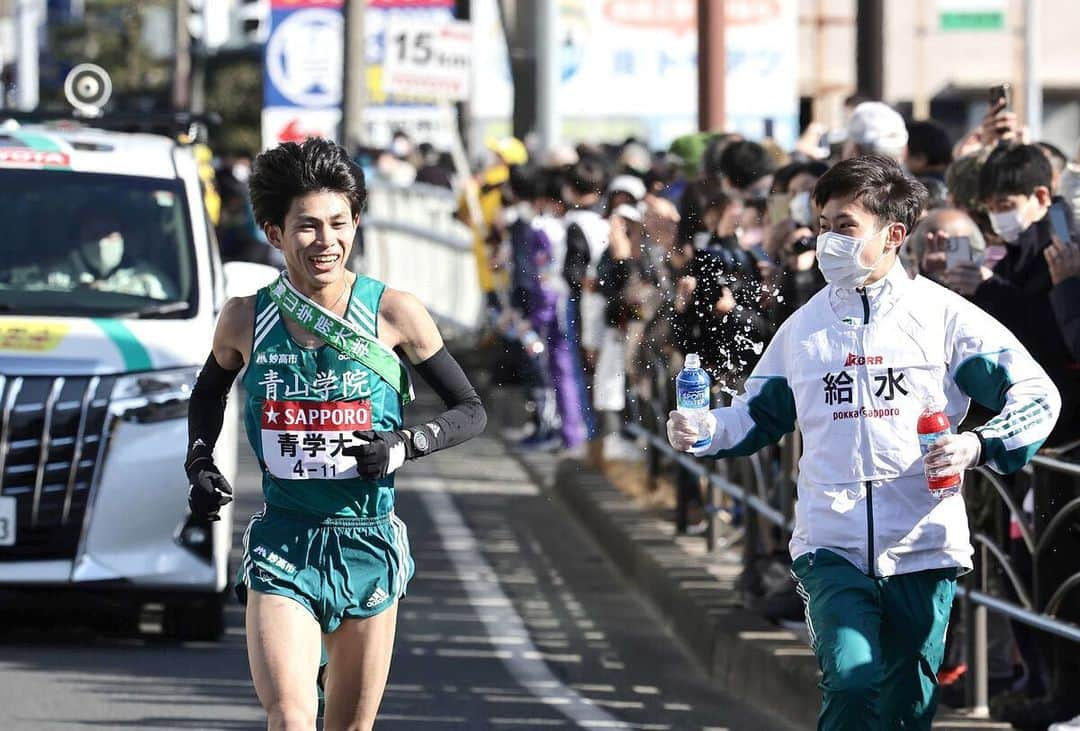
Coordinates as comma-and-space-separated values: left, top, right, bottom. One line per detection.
939, 11, 1005, 31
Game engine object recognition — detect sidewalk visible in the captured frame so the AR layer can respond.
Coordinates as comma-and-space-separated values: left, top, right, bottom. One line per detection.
481, 376, 1012, 730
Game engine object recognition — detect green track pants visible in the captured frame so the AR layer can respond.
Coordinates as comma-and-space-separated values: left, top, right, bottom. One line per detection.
791, 549, 959, 730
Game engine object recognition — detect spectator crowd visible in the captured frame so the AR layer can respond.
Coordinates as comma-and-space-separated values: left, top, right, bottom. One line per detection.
441, 98, 1080, 730
210, 100, 1080, 729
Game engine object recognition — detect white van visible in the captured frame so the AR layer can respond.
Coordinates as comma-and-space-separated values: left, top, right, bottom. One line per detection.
0, 119, 266, 640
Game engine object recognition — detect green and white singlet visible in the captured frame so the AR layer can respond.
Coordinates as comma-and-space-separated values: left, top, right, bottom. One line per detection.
241, 274, 404, 518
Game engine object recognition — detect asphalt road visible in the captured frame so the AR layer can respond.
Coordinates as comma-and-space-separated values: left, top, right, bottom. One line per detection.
0, 388, 793, 731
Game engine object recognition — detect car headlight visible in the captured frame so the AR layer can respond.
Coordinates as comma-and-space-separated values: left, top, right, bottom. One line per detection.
110, 366, 200, 423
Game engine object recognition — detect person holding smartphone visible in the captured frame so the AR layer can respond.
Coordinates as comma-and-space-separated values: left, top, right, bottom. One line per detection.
667, 154, 1060, 730
968, 143, 1079, 447
905, 208, 987, 286
1045, 237, 1080, 359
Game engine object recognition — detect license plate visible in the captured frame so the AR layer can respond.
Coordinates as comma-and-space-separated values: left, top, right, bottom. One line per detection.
0, 497, 14, 547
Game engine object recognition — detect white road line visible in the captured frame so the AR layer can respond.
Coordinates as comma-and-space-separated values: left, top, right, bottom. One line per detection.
415, 486, 625, 728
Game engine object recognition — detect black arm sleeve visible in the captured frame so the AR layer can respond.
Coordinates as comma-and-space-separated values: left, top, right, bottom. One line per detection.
406, 346, 487, 457
187, 352, 242, 455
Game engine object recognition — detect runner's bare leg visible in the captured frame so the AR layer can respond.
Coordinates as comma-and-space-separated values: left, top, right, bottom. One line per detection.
246, 592, 323, 730
322, 602, 399, 731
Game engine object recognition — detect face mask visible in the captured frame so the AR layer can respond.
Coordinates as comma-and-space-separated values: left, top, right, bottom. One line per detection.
816, 227, 888, 289
82, 233, 124, 276
789, 191, 812, 226
988, 208, 1027, 244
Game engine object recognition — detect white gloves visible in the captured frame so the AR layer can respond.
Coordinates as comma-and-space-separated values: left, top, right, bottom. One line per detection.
666, 410, 717, 454
924, 432, 982, 477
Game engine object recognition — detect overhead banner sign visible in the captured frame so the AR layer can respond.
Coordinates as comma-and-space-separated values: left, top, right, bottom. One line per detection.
724, 0, 799, 149
364, 0, 458, 148
555, 0, 698, 145
381, 18, 472, 101
262, 0, 345, 149
937, 0, 1006, 31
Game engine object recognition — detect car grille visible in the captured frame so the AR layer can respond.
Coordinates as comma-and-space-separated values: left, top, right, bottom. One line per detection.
0, 375, 116, 561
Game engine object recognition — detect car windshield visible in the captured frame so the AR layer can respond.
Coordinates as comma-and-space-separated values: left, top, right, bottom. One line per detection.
0, 169, 196, 318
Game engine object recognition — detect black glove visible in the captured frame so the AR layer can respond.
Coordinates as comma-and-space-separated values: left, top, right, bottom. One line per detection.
184, 440, 234, 521
342, 430, 412, 481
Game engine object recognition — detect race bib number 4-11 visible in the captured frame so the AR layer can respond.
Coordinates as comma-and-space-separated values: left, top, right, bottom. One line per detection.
261, 400, 372, 480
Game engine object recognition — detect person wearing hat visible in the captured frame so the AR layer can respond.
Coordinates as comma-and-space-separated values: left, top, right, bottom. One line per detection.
606, 174, 647, 215
594, 202, 655, 461
844, 101, 909, 164
592, 178, 648, 461
455, 136, 529, 305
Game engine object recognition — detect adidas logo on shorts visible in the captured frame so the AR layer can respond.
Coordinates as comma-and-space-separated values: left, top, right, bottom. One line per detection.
365, 586, 390, 608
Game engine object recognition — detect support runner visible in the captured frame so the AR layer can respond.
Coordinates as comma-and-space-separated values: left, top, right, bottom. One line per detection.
184, 137, 486, 730
668, 154, 1060, 730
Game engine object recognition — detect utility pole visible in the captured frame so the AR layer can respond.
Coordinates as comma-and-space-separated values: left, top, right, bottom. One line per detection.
507, 1, 537, 141
855, 0, 884, 100
535, 0, 559, 150
913, 0, 930, 119
15, 0, 39, 111
1023, 0, 1041, 139
173, 0, 192, 110
697, 0, 725, 132
342, 0, 366, 151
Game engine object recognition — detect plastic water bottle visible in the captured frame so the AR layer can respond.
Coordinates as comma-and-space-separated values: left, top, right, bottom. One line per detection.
676, 353, 712, 450
917, 403, 961, 499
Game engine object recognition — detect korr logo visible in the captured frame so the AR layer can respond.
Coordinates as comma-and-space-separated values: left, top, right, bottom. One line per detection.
844, 353, 884, 367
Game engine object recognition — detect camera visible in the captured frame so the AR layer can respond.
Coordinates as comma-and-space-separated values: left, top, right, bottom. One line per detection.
792, 234, 816, 255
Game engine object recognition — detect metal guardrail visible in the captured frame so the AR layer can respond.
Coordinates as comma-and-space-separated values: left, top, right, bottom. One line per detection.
370, 178, 1080, 718
359, 181, 483, 339
628, 378, 1080, 718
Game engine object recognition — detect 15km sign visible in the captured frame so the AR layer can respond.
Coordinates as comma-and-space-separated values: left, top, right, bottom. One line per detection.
381, 19, 472, 102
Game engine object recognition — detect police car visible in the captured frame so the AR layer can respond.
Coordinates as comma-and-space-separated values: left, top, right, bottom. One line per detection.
0, 116, 270, 640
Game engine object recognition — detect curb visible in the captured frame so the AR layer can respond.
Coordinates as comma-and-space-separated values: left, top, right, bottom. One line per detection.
548, 457, 821, 730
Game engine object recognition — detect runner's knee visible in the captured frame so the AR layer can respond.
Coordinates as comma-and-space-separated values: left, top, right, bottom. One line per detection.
266, 702, 317, 731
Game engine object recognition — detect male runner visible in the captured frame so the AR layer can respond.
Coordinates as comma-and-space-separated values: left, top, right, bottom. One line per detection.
668, 155, 1060, 729
184, 137, 486, 731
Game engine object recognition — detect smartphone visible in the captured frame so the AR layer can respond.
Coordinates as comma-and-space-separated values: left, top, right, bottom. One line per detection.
749, 244, 773, 264
766, 192, 792, 226
1049, 200, 1073, 243
988, 83, 1011, 110
945, 236, 973, 269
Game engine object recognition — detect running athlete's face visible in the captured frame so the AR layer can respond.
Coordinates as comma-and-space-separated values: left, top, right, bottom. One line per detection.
268, 191, 359, 294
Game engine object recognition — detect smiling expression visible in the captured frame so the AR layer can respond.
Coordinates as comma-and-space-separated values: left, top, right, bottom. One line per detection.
265, 190, 359, 296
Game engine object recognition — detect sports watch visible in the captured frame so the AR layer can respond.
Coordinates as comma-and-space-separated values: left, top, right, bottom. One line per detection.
410, 428, 430, 456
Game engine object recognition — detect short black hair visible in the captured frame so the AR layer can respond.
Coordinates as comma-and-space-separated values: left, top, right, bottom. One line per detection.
676, 179, 729, 244
917, 175, 949, 210
566, 157, 608, 196
1036, 141, 1068, 174
978, 143, 1052, 201
536, 167, 564, 202
249, 138, 367, 229
508, 163, 539, 201
906, 120, 952, 168
702, 133, 741, 181
772, 160, 829, 193
718, 140, 776, 190
644, 156, 678, 192
812, 153, 927, 230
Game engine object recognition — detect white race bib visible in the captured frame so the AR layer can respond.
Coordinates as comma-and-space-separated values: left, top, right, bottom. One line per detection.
260, 399, 372, 480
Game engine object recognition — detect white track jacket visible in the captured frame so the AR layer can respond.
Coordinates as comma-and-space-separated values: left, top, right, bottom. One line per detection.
693, 261, 1061, 577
